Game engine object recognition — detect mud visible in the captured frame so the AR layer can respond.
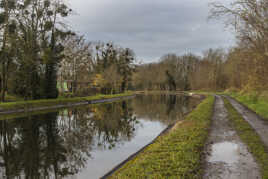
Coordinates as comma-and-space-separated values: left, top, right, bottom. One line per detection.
225, 96, 268, 148
203, 96, 260, 179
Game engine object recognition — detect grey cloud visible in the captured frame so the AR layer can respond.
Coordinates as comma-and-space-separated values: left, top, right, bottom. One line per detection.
68, 0, 235, 62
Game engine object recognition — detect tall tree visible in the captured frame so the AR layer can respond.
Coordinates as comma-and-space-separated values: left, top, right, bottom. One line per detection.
60, 35, 93, 94
210, 0, 268, 90
118, 48, 135, 92
13, 0, 72, 99
0, 0, 16, 101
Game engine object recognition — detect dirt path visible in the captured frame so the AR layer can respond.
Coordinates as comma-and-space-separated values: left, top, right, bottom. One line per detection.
225, 96, 268, 148
203, 96, 260, 179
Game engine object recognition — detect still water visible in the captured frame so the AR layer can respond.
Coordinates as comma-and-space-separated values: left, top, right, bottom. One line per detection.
0, 94, 200, 179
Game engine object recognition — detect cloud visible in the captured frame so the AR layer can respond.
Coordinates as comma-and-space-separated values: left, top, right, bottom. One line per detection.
67, 0, 235, 62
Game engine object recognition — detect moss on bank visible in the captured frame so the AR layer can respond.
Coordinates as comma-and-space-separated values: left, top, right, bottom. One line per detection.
223, 98, 268, 178
0, 92, 133, 112
109, 96, 214, 179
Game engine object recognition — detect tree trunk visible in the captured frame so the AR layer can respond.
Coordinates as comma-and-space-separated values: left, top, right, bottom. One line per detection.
1, 63, 6, 102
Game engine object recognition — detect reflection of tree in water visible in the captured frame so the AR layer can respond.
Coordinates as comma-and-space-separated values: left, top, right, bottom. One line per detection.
132, 94, 200, 123
89, 101, 137, 149
166, 95, 177, 115
0, 100, 137, 178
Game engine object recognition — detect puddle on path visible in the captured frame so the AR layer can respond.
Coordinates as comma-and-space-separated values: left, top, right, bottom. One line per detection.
209, 142, 239, 164
204, 96, 261, 179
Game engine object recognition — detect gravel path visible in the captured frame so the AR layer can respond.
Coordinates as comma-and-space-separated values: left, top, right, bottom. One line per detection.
203, 96, 260, 179
225, 96, 268, 148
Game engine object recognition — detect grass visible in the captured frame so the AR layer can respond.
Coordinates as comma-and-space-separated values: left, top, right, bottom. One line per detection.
109, 95, 215, 179
5, 94, 24, 102
0, 98, 129, 121
227, 92, 268, 121
223, 97, 268, 178
187, 90, 218, 94
0, 92, 134, 111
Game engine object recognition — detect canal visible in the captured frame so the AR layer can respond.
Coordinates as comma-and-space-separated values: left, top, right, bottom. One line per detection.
0, 94, 200, 179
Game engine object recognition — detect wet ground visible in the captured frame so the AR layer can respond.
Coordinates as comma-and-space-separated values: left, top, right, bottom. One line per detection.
226, 96, 268, 148
203, 96, 261, 179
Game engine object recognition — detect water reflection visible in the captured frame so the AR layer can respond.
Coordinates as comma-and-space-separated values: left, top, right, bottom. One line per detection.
0, 95, 200, 179
132, 94, 199, 122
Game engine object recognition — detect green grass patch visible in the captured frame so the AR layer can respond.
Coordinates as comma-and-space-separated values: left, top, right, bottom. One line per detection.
0, 98, 130, 121
223, 98, 268, 178
187, 90, 218, 94
0, 92, 133, 112
227, 92, 268, 121
5, 94, 24, 102
109, 96, 215, 179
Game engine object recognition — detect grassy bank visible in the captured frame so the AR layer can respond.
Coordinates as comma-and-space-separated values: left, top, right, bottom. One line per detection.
0, 92, 133, 112
227, 92, 268, 121
223, 98, 268, 178
109, 96, 214, 178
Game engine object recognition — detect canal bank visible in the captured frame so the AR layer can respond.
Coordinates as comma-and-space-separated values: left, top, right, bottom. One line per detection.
105, 93, 268, 179
107, 95, 214, 178
0, 93, 199, 178
0, 92, 134, 115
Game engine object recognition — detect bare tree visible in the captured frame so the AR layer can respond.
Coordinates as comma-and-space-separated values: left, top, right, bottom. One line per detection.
60, 35, 93, 94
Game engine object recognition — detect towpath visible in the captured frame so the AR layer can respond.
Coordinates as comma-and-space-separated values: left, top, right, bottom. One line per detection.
203, 95, 260, 179
225, 96, 268, 148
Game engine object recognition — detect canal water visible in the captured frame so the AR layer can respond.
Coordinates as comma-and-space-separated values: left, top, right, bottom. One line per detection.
0, 94, 200, 179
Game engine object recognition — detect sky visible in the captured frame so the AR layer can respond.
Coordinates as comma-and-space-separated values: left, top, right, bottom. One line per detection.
67, 0, 235, 63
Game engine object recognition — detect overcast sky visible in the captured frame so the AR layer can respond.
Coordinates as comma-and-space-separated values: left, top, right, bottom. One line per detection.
67, 0, 235, 62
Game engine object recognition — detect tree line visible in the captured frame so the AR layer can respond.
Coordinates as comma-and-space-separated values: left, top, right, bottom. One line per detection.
0, 0, 136, 102
2, 0, 267, 102
133, 50, 225, 91
59, 38, 135, 96
133, 0, 268, 93
0, 0, 73, 101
